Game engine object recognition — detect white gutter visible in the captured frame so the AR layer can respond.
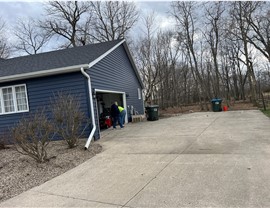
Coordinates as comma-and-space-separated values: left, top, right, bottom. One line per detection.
80, 40, 126, 149
81, 39, 125, 149
81, 67, 96, 150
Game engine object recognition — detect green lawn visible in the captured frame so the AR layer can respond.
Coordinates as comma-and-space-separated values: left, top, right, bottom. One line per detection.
261, 109, 270, 118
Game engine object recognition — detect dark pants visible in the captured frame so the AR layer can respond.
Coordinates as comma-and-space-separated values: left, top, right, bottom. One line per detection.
120, 110, 126, 126
112, 115, 122, 128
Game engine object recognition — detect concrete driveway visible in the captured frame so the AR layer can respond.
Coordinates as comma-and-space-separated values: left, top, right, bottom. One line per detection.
1, 110, 270, 207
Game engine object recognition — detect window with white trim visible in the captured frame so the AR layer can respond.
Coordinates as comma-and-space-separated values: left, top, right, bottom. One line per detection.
138, 88, 141, 100
0, 84, 29, 115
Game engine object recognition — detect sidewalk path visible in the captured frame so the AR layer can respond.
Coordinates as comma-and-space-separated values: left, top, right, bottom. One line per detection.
1, 110, 270, 207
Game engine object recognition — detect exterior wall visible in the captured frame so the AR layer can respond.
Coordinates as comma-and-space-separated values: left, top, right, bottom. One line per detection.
0, 44, 144, 142
0, 72, 91, 139
87, 45, 144, 139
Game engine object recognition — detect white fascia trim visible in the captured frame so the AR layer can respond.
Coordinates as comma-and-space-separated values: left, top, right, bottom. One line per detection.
94, 89, 125, 94
94, 89, 128, 124
88, 39, 125, 68
0, 64, 89, 83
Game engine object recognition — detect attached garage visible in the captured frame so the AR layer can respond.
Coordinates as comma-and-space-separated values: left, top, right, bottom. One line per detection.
95, 89, 127, 129
0, 39, 144, 149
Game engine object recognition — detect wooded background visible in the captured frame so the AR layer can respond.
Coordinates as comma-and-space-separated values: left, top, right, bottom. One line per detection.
1, 1, 269, 110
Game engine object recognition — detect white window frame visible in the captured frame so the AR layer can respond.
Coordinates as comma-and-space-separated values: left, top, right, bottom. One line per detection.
138, 88, 142, 100
0, 84, 29, 115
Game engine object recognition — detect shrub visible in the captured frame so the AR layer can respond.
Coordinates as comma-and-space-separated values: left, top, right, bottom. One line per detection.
12, 109, 55, 163
0, 131, 11, 150
51, 92, 89, 148
0, 135, 6, 150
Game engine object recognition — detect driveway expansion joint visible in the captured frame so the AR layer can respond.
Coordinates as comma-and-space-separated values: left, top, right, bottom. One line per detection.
180, 116, 220, 154
31, 190, 124, 207
121, 154, 179, 207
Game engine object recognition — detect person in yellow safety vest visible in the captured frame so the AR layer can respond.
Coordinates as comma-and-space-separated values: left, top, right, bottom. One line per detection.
118, 105, 126, 127
111, 101, 123, 129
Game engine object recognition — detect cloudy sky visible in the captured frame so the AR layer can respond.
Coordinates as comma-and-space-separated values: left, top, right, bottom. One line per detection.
0, 1, 175, 56
0, 2, 173, 38
0, 1, 172, 23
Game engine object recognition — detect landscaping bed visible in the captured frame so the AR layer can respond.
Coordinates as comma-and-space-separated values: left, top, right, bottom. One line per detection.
0, 139, 102, 203
159, 100, 258, 117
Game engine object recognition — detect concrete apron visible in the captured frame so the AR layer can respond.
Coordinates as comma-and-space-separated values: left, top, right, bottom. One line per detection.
1, 110, 270, 207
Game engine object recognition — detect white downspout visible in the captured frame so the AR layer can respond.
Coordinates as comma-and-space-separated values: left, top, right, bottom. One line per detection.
81, 67, 96, 150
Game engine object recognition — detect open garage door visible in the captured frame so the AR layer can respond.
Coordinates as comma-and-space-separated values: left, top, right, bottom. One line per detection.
95, 89, 127, 131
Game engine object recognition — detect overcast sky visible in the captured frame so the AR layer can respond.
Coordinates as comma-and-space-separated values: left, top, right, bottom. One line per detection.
0, 1, 175, 56
0, 3, 173, 38
0, 1, 172, 22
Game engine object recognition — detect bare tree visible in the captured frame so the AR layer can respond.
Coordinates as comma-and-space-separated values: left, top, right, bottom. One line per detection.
244, 2, 270, 62
41, 1, 91, 48
13, 18, 51, 55
203, 2, 225, 98
230, 1, 259, 105
171, 2, 210, 109
155, 30, 181, 108
0, 17, 10, 58
89, 1, 139, 42
134, 13, 159, 104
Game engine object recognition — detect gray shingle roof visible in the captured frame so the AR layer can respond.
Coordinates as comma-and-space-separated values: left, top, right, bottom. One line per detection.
0, 39, 123, 78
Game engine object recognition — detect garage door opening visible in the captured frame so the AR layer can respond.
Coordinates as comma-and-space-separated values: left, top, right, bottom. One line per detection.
95, 90, 127, 132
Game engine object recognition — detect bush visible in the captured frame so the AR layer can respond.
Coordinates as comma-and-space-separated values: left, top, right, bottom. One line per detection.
0, 135, 6, 150
0, 131, 11, 150
51, 92, 89, 148
12, 109, 55, 163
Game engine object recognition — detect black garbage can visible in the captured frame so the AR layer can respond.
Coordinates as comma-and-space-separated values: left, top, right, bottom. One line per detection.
211, 99, 222, 112
145, 105, 159, 121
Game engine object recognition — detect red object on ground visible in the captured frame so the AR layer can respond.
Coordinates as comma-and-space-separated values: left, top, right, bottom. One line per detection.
105, 116, 112, 128
223, 106, 228, 111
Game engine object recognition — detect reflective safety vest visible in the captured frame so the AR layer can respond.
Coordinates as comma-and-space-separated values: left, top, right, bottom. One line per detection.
118, 106, 124, 112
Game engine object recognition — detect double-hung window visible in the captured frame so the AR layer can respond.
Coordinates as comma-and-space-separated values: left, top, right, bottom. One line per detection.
0, 84, 29, 115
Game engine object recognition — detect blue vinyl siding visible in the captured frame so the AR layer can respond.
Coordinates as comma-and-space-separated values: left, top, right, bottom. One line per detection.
88, 45, 144, 138
0, 43, 144, 142
0, 72, 91, 139
89, 45, 143, 113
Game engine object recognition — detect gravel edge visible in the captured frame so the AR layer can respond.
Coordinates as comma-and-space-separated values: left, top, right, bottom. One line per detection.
0, 139, 102, 203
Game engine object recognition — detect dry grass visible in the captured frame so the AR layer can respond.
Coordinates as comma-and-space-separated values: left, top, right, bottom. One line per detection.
229, 100, 258, 110
159, 100, 258, 117
0, 139, 102, 203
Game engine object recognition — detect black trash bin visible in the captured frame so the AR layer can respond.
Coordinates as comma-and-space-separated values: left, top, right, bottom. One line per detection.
145, 105, 159, 121
211, 98, 222, 112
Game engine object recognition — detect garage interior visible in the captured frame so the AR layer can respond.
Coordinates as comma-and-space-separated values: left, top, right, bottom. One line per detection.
96, 92, 124, 130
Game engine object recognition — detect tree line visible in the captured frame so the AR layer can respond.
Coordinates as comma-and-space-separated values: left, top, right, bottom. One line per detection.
0, 1, 270, 109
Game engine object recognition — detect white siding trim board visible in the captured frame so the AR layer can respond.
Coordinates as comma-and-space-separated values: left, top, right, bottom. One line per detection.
94, 89, 128, 124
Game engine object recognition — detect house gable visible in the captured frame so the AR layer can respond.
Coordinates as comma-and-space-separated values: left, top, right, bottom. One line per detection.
89, 44, 144, 113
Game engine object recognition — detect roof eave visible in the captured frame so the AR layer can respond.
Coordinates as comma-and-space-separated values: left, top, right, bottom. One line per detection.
0, 64, 89, 84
